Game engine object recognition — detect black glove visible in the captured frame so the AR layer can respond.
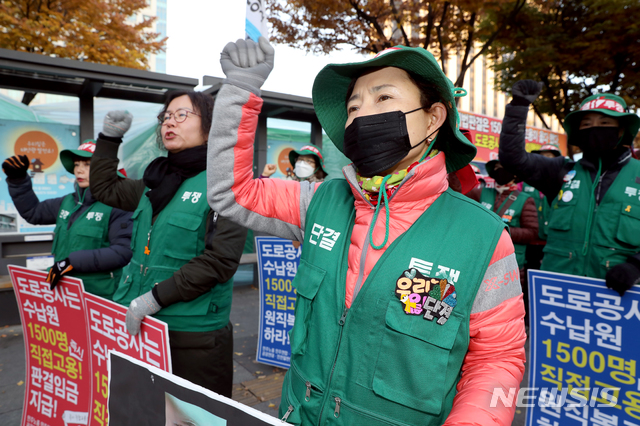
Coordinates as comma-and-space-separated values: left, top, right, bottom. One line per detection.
46, 258, 73, 291
606, 257, 640, 297
2, 155, 30, 179
511, 80, 543, 106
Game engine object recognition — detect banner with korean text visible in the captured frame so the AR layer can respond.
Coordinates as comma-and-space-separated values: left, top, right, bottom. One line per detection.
255, 237, 301, 369
9, 265, 171, 426
525, 270, 640, 426
458, 111, 568, 163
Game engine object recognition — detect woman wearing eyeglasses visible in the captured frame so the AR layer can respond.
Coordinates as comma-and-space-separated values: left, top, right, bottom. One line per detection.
89, 91, 247, 396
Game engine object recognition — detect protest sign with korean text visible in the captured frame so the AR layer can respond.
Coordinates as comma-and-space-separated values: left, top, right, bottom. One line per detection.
9, 265, 171, 426
255, 237, 301, 369
85, 293, 171, 425
525, 270, 640, 426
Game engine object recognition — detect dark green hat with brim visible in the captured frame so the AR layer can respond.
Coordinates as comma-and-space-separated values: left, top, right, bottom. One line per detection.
563, 94, 640, 146
288, 145, 327, 174
60, 140, 125, 178
60, 140, 96, 174
312, 46, 475, 173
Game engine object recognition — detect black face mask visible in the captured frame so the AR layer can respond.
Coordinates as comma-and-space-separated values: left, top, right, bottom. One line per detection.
343, 107, 435, 177
491, 168, 515, 185
577, 126, 621, 160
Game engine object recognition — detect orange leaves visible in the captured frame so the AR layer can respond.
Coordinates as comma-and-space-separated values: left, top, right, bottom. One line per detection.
0, 0, 165, 70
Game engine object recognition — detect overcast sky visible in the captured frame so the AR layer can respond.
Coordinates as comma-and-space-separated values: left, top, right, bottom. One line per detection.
164, 0, 366, 98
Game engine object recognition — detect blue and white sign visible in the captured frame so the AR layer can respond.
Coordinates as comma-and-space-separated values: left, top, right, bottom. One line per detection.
255, 236, 301, 369
0, 119, 80, 234
526, 270, 640, 426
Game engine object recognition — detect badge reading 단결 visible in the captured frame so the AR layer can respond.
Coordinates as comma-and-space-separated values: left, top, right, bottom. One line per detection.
395, 268, 457, 325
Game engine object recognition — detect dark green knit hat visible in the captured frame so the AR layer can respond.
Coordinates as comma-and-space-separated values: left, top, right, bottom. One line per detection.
564, 94, 640, 146
312, 46, 475, 173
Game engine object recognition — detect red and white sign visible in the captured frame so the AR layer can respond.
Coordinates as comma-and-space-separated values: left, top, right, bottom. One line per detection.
459, 111, 568, 163
9, 266, 171, 426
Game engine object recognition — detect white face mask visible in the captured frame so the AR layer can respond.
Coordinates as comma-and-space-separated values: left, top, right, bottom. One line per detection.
294, 161, 315, 179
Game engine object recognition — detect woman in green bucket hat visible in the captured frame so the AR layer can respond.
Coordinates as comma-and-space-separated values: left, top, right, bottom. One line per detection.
499, 80, 640, 297
208, 37, 525, 425
261, 144, 328, 182
2, 140, 133, 299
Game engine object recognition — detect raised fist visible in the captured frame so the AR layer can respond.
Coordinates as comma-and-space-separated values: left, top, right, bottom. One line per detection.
2, 155, 30, 179
220, 36, 275, 93
511, 80, 543, 106
103, 110, 133, 138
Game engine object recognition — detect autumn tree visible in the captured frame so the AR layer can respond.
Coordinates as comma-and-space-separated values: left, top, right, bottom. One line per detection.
0, 0, 165, 70
267, 0, 525, 89
487, 0, 640, 128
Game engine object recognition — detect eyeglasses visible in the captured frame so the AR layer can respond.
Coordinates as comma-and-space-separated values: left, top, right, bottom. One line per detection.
158, 109, 200, 124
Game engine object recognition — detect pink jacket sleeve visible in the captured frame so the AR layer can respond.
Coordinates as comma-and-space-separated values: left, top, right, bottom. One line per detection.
443, 230, 527, 425
207, 84, 320, 240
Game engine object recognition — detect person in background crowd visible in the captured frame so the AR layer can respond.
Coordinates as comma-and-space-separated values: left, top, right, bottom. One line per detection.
89, 93, 247, 396
208, 37, 525, 426
523, 144, 561, 270
260, 145, 328, 183
499, 80, 640, 296
482, 159, 539, 270
2, 142, 132, 299
469, 158, 538, 325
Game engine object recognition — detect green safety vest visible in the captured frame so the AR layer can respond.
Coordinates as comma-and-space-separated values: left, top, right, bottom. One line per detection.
480, 185, 530, 269
522, 182, 549, 240
279, 180, 505, 426
52, 194, 121, 299
542, 159, 640, 278
112, 171, 233, 332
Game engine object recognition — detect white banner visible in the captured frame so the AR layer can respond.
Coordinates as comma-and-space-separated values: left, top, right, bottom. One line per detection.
246, 0, 268, 42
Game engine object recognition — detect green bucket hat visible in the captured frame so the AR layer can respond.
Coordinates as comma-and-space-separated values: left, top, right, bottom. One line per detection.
60, 140, 126, 178
288, 144, 327, 174
563, 94, 640, 147
312, 46, 474, 173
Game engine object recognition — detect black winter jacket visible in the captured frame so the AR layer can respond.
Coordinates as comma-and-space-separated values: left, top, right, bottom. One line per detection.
498, 103, 639, 264
7, 177, 133, 272
89, 135, 247, 308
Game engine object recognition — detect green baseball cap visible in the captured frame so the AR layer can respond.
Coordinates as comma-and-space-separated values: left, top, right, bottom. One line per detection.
60, 139, 126, 178
60, 140, 96, 174
312, 46, 475, 173
563, 94, 640, 146
288, 144, 326, 174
